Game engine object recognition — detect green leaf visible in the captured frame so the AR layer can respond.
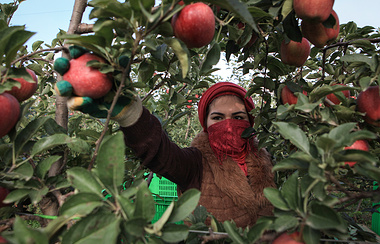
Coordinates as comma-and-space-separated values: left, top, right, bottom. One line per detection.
133, 181, 156, 221
161, 223, 189, 243
201, 43, 221, 74
263, 188, 290, 211
60, 193, 104, 217
7, 163, 33, 181
273, 122, 310, 155
281, 172, 300, 211
165, 37, 190, 78
294, 93, 320, 113
0, 26, 35, 67
149, 201, 175, 234
29, 186, 49, 205
3, 189, 30, 204
35, 156, 62, 179
272, 159, 309, 171
327, 123, 356, 142
283, 11, 302, 42
247, 218, 273, 243
123, 218, 147, 237
308, 161, 325, 181
341, 53, 377, 72
138, 60, 155, 83
62, 212, 121, 244
13, 216, 48, 244
32, 40, 44, 51
14, 117, 51, 158
208, 0, 258, 33
281, 0, 293, 19
67, 167, 104, 197
61, 34, 106, 57
223, 221, 246, 244
354, 161, 380, 182
316, 136, 336, 153
302, 225, 321, 244
43, 216, 74, 239
95, 132, 125, 193
306, 202, 347, 233
273, 215, 299, 233
31, 134, 90, 157
168, 188, 201, 223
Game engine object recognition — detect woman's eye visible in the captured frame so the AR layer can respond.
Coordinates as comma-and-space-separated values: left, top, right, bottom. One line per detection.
234, 116, 244, 120
212, 116, 222, 120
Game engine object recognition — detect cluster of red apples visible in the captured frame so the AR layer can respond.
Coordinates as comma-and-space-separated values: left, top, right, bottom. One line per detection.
280, 0, 340, 67
281, 83, 379, 169
0, 69, 38, 139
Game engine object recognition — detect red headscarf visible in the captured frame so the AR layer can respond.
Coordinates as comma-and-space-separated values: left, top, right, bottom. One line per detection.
198, 82, 255, 132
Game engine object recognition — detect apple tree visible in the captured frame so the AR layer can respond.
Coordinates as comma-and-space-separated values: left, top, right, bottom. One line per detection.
0, 0, 380, 243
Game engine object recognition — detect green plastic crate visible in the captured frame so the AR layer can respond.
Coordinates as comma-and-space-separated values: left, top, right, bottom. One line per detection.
149, 174, 180, 223
372, 182, 380, 235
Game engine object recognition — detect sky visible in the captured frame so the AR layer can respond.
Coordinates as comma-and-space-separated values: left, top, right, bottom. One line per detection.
2, 0, 380, 49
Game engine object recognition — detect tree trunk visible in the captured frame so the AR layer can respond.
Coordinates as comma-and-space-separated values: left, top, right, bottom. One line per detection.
39, 0, 88, 225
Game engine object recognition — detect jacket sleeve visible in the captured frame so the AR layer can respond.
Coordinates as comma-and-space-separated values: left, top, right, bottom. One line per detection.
119, 107, 203, 191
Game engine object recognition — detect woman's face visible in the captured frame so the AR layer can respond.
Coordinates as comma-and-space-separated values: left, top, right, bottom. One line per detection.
206, 95, 249, 128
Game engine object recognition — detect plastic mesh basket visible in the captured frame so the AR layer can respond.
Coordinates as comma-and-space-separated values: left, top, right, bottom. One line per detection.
149, 174, 181, 223
372, 182, 380, 235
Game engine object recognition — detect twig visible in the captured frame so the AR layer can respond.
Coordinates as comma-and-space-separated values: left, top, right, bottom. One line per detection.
323, 37, 380, 51
10, 47, 68, 66
75, 23, 94, 34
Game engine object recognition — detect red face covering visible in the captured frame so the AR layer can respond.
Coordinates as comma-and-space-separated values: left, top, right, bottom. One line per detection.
207, 119, 251, 176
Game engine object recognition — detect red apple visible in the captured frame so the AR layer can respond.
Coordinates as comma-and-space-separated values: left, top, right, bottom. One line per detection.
5, 68, 38, 102
62, 53, 113, 99
301, 10, 340, 48
344, 140, 369, 167
0, 93, 20, 138
293, 0, 334, 22
280, 37, 311, 67
325, 84, 350, 106
0, 187, 10, 208
357, 86, 380, 126
0, 236, 7, 243
273, 231, 304, 244
171, 2, 215, 48
281, 86, 307, 105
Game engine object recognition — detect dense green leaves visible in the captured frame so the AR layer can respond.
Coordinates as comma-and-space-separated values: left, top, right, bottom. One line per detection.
1, 0, 380, 243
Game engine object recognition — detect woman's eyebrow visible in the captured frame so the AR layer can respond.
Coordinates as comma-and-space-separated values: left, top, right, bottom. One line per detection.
210, 112, 224, 116
232, 111, 247, 115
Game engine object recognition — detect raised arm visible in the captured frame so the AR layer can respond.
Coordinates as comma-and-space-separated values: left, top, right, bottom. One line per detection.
120, 107, 203, 191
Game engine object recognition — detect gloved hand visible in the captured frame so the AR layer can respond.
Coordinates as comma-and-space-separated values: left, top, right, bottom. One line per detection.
54, 46, 143, 127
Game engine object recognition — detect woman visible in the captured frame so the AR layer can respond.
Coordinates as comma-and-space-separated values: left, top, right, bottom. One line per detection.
62, 81, 275, 227
119, 82, 275, 227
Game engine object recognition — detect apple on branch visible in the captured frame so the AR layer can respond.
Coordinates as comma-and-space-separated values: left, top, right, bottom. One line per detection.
344, 139, 370, 167
54, 46, 113, 99
325, 84, 350, 107
5, 68, 38, 102
171, 2, 215, 48
357, 86, 380, 126
301, 10, 340, 48
280, 37, 311, 67
0, 93, 20, 139
0, 187, 10, 208
293, 0, 335, 22
272, 231, 304, 244
281, 85, 307, 105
